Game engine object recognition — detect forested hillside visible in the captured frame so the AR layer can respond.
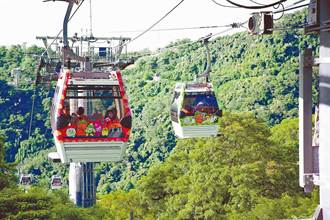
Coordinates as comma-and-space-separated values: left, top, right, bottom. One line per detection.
0, 9, 320, 219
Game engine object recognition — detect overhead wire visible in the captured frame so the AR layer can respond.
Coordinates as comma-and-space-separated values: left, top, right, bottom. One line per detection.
274, 2, 309, 14
89, 0, 93, 36
130, 0, 306, 60
133, 21, 247, 60
272, 1, 310, 30
118, 0, 186, 49
106, 24, 237, 34
248, 0, 308, 9
28, 89, 37, 138
248, 0, 264, 6
225, 0, 287, 9
210, 0, 239, 8
273, 3, 285, 20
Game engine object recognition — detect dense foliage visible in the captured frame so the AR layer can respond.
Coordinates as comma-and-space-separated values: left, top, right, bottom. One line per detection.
0, 9, 320, 219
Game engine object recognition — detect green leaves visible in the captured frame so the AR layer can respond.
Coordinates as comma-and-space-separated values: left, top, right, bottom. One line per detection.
132, 114, 315, 219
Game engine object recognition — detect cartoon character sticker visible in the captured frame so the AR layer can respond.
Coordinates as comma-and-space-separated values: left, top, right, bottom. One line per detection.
66, 128, 76, 137
102, 127, 109, 137
76, 119, 88, 136
93, 121, 102, 137
85, 123, 96, 136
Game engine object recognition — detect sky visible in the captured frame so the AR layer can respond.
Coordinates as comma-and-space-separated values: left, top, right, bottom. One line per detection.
0, 0, 307, 52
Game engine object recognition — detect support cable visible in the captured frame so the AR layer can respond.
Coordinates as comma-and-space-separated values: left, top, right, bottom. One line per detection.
89, 0, 93, 37
108, 24, 238, 34
28, 89, 37, 138
225, 0, 287, 9
134, 21, 246, 59
248, 0, 264, 6
273, 3, 285, 20
117, 0, 186, 49
210, 0, 239, 8
274, 2, 309, 14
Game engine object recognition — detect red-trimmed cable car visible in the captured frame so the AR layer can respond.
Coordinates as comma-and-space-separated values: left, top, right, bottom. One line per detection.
50, 69, 132, 163
51, 175, 63, 189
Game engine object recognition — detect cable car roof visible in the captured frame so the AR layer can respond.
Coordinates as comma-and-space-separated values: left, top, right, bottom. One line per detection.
71, 71, 118, 80
174, 82, 214, 92
68, 70, 120, 85
69, 78, 119, 86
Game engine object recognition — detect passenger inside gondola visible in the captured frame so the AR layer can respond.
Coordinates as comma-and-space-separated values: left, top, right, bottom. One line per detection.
58, 84, 128, 139
77, 106, 88, 120
104, 107, 120, 124
193, 94, 219, 114
72, 106, 88, 122
72, 107, 89, 136
52, 178, 61, 186
104, 107, 122, 137
57, 103, 72, 129
20, 174, 32, 186
181, 104, 194, 117
92, 108, 103, 121
179, 93, 220, 125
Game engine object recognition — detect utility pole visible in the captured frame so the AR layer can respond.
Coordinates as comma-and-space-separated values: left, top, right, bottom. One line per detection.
299, 48, 315, 193
319, 0, 330, 218
299, 0, 330, 218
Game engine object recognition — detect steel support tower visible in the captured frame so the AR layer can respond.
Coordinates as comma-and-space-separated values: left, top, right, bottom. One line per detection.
319, 0, 330, 218
69, 162, 96, 207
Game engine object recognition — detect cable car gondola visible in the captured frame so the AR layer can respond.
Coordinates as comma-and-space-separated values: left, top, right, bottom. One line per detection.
171, 82, 221, 138
170, 34, 222, 138
19, 174, 32, 186
50, 69, 132, 163
40, 0, 133, 164
51, 175, 62, 189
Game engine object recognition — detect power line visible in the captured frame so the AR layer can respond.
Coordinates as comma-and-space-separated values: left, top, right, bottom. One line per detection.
287, 0, 308, 6
225, 0, 287, 9
211, 21, 247, 38
210, 0, 239, 8
273, 23, 307, 30
248, 0, 264, 6
274, 2, 309, 14
89, 0, 93, 36
249, 0, 306, 7
108, 24, 240, 34
120, 0, 186, 49
163, 22, 245, 51
135, 21, 246, 59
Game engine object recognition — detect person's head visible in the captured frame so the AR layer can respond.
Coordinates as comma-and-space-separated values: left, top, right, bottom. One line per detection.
63, 104, 70, 115
106, 107, 117, 119
77, 106, 85, 116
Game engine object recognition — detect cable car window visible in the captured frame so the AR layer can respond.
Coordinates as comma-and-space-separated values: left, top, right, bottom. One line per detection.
179, 92, 220, 126
170, 92, 180, 122
52, 178, 61, 186
51, 86, 61, 130
171, 92, 180, 113
55, 85, 125, 139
